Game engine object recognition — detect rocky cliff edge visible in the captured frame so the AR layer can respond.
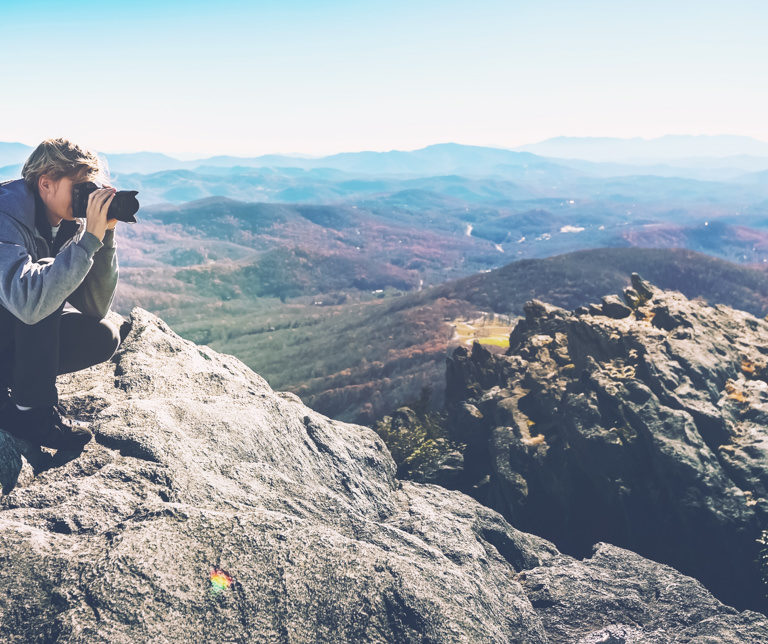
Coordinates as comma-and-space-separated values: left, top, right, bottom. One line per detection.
446, 274, 768, 616
0, 307, 765, 642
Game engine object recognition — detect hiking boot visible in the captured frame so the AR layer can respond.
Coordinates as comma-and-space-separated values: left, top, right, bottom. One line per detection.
0, 403, 92, 450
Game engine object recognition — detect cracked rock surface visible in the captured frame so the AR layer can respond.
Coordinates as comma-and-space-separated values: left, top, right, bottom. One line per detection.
0, 307, 765, 642
446, 275, 768, 614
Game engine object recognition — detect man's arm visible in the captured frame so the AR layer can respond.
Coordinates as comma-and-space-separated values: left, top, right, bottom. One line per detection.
67, 227, 118, 319
0, 218, 102, 325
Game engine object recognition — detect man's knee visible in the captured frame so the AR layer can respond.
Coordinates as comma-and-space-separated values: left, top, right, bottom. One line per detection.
97, 318, 121, 362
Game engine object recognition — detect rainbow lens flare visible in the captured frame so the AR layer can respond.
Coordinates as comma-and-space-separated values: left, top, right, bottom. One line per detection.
210, 569, 233, 593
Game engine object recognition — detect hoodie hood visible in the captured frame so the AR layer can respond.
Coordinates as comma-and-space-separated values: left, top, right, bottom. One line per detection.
0, 178, 36, 231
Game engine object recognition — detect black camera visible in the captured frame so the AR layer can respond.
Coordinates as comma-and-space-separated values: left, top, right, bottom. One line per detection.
72, 182, 140, 223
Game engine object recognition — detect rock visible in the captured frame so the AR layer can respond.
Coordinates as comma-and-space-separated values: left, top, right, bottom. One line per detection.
444, 281, 768, 613
524, 299, 559, 321
0, 307, 765, 641
0, 308, 535, 642
622, 287, 640, 309
428, 447, 466, 489
601, 295, 632, 319
631, 272, 655, 302
445, 342, 508, 401
448, 401, 484, 443
650, 303, 693, 331
521, 543, 768, 643
390, 406, 419, 429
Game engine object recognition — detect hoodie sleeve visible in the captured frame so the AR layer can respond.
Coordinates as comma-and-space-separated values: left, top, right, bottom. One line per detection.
0, 217, 102, 325
67, 227, 119, 319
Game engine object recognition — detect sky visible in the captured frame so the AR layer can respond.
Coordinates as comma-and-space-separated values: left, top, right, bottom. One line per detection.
1, 0, 766, 158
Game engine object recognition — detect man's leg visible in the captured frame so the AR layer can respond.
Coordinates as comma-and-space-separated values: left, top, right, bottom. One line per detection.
0, 307, 15, 398
58, 309, 121, 376
2, 306, 120, 407
11, 303, 66, 408
0, 307, 121, 449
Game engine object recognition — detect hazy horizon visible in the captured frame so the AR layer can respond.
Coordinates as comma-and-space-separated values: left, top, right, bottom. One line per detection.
5, 134, 768, 163
78, 133, 768, 162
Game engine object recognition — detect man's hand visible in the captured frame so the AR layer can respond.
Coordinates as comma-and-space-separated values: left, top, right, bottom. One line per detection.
102, 183, 119, 231
85, 187, 116, 241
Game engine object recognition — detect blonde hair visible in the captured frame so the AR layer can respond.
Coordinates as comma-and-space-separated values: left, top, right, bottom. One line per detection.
21, 138, 110, 192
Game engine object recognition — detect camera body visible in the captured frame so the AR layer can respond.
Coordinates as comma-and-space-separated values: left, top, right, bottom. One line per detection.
72, 182, 140, 223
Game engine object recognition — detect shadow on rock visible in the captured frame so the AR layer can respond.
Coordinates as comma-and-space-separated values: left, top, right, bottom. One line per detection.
0, 430, 88, 494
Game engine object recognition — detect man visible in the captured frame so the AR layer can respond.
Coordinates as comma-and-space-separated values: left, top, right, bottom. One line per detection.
0, 138, 122, 450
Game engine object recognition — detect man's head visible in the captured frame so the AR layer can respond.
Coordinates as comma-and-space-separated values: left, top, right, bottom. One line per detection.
21, 138, 110, 223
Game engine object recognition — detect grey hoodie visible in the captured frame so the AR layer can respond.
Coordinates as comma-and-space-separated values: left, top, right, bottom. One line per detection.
0, 179, 118, 324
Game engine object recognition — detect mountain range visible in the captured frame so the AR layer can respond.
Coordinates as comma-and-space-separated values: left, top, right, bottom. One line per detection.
5, 136, 768, 423
4, 136, 768, 178
517, 134, 768, 163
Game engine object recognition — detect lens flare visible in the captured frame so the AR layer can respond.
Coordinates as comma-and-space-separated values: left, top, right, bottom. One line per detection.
210, 568, 233, 593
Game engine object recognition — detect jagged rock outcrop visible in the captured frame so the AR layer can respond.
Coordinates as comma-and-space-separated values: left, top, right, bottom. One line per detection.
446, 274, 768, 614
0, 307, 766, 641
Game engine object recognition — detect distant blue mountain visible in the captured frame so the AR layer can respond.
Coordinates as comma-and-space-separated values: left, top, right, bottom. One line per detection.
300, 143, 548, 175
0, 142, 32, 167
0, 141, 571, 177
104, 151, 189, 175
125, 143, 565, 177
4, 138, 768, 183
516, 135, 768, 163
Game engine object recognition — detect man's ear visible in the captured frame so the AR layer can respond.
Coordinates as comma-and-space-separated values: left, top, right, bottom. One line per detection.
37, 174, 52, 197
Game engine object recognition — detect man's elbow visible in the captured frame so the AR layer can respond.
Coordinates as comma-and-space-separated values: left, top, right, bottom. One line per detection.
15, 304, 49, 326
7, 293, 63, 325
76, 299, 111, 320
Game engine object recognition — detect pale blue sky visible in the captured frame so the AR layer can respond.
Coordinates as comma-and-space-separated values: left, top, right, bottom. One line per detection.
1, 0, 765, 157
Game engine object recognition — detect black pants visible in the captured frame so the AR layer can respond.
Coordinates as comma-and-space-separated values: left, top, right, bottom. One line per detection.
0, 304, 120, 408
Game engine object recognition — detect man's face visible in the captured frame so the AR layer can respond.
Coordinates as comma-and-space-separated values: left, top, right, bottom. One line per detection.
54, 176, 77, 221
39, 174, 88, 223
